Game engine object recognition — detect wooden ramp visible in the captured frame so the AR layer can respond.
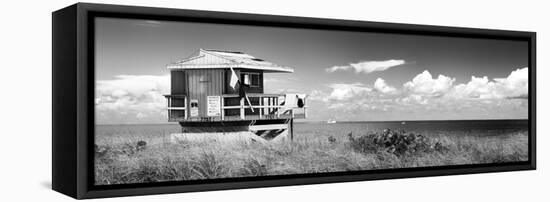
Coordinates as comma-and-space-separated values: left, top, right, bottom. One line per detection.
170, 130, 288, 144
170, 119, 293, 143
170, 121, 290, 143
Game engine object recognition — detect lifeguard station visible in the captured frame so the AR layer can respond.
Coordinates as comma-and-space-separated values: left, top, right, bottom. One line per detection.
164, 49, 307, 141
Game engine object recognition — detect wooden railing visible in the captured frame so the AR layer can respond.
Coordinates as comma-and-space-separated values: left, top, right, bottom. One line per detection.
164, 95, 187, 121
165, 93, 307, 122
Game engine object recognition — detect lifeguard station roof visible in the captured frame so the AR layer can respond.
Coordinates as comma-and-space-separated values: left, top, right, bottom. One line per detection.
167, 49, 294, 73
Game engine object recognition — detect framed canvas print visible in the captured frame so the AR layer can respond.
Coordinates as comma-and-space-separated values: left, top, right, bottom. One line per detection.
52, 3, 536, 199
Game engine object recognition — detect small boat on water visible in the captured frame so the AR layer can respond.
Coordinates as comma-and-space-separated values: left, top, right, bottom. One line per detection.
401, 121, 406, 125
327, 119, 337, 124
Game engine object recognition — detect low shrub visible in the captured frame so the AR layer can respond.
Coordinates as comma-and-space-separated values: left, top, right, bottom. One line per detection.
327, 136, 337, 144
347, 129, 448, 156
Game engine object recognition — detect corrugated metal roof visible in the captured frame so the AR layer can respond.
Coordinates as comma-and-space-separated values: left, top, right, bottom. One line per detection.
167, 49, 294, 73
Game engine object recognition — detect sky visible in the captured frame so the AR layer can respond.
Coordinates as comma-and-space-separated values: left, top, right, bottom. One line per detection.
95, 17, 529, 124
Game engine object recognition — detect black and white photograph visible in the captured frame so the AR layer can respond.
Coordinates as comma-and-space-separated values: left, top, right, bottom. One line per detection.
4, 0, 550, 201
93, 17, 529, 185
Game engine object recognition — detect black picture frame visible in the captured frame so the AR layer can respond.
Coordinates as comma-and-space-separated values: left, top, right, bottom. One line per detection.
52, 3, 536, 199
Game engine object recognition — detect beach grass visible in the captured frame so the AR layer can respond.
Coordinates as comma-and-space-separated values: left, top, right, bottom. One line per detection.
94, 128, 528, 185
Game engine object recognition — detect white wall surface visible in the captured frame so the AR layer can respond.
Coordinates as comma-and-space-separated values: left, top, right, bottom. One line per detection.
0, 0, 547, 201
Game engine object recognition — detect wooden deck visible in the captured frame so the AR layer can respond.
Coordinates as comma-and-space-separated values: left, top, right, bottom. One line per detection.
165, 93, 307, 122
169, 114, 306, 122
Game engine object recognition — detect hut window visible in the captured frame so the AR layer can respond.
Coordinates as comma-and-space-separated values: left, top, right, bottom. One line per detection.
241, 73, 260, 87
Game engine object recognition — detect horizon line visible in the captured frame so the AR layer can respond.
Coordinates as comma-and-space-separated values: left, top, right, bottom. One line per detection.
96, 118, 529, 126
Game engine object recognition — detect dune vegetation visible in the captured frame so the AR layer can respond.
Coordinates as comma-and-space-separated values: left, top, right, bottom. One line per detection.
94, 126, 528, 185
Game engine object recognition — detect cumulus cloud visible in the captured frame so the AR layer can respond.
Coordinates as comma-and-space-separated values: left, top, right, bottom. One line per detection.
326, 83, 372, 101
326, 59, 405, 74
307, 82, 397, 114
309, 67, 528, 121
494, 67, 529, 99
397, 94, 428, 105
95, 75, 170, 124
403, 70, 455, 97
451, 67, 528, 99
373, 78, 397, 94
450, 76, 495, 99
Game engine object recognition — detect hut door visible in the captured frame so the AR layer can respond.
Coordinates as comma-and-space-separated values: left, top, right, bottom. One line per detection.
186, 69, 225, 117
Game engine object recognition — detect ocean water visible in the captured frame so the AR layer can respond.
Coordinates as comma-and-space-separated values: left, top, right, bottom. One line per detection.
294, 119, 528, 140
95, 119, 529, 144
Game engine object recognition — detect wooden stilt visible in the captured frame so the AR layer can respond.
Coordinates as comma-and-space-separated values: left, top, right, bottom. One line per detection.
290, 118, 294, 141
240, 98, 245, 120
259, 97, 263, 118
220, 97, 225, 121
167, 97, 171, 120
184, 97, 188, 120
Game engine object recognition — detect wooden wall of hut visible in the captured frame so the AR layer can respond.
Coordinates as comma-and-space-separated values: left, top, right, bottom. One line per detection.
185, 69, 225, 117
170, 68, 268, 119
